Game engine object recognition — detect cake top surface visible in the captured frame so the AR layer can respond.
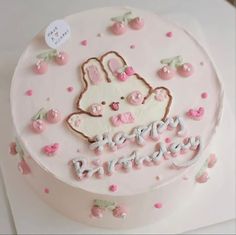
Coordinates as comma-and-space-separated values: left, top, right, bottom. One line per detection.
11, 7, 223, 196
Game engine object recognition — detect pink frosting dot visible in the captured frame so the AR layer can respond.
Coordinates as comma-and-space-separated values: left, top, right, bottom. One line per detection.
44, 188, 49, 194
154, 202, 162, 209
80, 40, 88, 46
25, 89, 33, 96
201, 92, 208, 99
109, 184, 118, 192
67, 86, 74, 92
166, 31, 173, 37
165, 137, 171, 143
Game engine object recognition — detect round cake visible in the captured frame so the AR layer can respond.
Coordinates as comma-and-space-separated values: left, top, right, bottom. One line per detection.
10, 7, 223, 229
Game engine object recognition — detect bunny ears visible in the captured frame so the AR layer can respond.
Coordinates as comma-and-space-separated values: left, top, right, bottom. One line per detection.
81, 51, 133, 86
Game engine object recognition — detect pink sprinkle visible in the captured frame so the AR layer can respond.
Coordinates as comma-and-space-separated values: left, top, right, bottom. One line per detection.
166, 32, 173, 38
67, 86, 74, 92
25, 89, 33, 96
165, 137, 171, 143
201, 92, 208, 99
44, 188, 49, 194
130, 44, 135, 49
154, 202, 162, 209
109, 184, 118, 192
81, 40, 88, 46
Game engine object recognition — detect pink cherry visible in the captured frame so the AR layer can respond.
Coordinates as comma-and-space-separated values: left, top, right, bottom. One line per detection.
158, 66, 175, 80
196, 171, 209, 183
46, 109, 61, 123
117, 72, 128, 81
31, 119, 46, 133
111, 22, 127, 35
129, 17, 144, 30
125, 66, 135, 76
18, 159, 31, 175
9, 142, 17, 155
33, 60, 48, 74
177, 63, 194, 77
112, 206, 127, 218
91, 206, 103, 218
55, 51, 69, 65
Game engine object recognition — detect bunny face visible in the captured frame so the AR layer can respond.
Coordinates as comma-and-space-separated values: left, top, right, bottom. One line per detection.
67, 51, 172, 142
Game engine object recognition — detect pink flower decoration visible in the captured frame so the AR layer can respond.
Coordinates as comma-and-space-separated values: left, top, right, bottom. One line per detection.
42, 143, 59, 156
109, 184, 118, 192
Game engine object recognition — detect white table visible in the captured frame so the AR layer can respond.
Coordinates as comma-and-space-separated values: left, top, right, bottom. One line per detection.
0, 0, 235, 234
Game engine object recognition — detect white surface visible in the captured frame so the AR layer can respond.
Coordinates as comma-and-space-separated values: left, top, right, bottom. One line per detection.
0, 0, 235, 234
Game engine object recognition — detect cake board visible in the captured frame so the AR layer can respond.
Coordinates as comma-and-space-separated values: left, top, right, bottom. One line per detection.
0, 13, 235, 234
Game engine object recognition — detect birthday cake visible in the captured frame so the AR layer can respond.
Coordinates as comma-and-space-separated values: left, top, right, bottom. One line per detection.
10, 7, 223, 229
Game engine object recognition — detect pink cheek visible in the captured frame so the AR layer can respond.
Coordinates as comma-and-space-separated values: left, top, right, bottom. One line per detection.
127, 91, 144, 105
88, 104, 103, 115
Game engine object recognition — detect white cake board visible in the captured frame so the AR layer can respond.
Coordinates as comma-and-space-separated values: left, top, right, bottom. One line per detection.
0, 13, 235, 234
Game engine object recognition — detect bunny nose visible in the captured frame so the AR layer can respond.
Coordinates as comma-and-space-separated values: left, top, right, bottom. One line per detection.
110, 102, 119, 111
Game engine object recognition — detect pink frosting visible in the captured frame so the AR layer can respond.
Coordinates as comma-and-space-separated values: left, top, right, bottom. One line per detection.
125, 66, 135, 76
80, 40, 88, 46
154, 202, 162, 209
86, 65, 101, 84
18, 159, 31, 175
42, 143, 59, 156
91, 206, 103, 218
33, 60, 48, 75
109, 184, 118, 192
46, 109, 61, 123
129, 17, 144, 30
31, 120, 46, 133
166, 31, 173, 37
158, 66, 175, 80
111, 22, 127, 35
208, 154, 217, 168
55, 51, 69, 65
186, 107, 205, 120
110, 102, 119, 111
44, 188, 50, 194
9, 142, 17, 155
25, 89, 33, 96
201, 92, 208, 99
127, 91, 144, 105
111, 112, 135, 126
196, 171, 209, 183
89, 103, 103, 115
177, 63, 194, 77
112, 206, 127, 218
117, 72, 128, 81
155, 88, 168, 101
108, 58, 121, 74
67, 86, 74, 92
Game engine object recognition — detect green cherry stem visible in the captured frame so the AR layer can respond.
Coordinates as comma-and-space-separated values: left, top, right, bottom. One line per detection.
32, 108, 47, 121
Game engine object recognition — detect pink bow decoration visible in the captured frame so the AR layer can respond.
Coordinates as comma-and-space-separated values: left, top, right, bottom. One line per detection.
186, 107, 204, 121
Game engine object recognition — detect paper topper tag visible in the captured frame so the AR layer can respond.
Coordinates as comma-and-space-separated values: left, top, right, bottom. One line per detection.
45, 20, 71, 49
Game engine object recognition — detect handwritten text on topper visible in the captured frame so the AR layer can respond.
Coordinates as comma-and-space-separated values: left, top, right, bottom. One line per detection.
45, 20, 71, 49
